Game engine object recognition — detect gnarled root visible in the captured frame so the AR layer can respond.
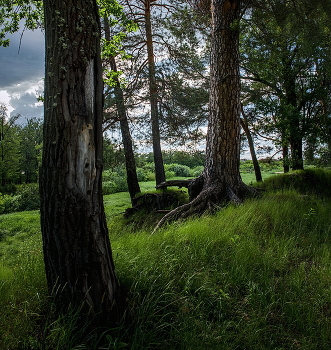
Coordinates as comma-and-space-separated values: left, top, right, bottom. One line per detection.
153, 181, 257, 233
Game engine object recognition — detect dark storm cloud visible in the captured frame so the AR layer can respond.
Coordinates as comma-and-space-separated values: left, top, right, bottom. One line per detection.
0, 28, 44, 89
10, 91, 43, 119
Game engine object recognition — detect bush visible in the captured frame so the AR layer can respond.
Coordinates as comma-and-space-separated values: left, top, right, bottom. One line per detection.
135, 167, 155, 182
165, 164, 191, 177
240, 160, 254, 173
102, 169, 128, 194
146, 172, 155, 181
102, 181, 118, 195
165, 171, 175, 179
314, 149, 331, 167
259, 168, 331, 198
190, 166, 204, 177
0, 183, 17, 195
136, 168, 148, 182
0, 184, 40, 214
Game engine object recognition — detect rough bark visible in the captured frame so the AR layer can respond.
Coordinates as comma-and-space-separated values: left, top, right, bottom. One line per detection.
104, 17, 141, 202
40, 0, 119, 324
144, 0, 166, 185
154, 0, 256, 231
282, 143, 290, 173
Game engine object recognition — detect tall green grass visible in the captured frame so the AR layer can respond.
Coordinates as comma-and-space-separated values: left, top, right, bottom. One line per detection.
111, 191, 331, 349
1, 169, 331, 349
0, 211, 46, 349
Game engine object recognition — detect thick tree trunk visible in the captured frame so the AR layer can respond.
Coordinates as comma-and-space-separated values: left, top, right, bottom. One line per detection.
282, 143, 290, 173
155, 0, 256, 230
144, 0, 166, 185
104, 17, 141, 202
290, 135, 304, 170
40, 0, 118, 324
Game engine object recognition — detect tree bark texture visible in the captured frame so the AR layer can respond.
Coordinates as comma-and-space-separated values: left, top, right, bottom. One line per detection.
40, 0, 118, 323
203, 0, 252, 200
144, 0, 166, 185
154, 0, 256, 230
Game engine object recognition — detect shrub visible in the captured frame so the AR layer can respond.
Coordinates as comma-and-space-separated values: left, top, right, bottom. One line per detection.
142, 162, 155, 172
102, 169, 128, 194
190, 166, 204, 177
165, 164, 191, 177
0, 183, 17, 195
0, 184, 40, 214
259, 168, 331, 198
165, 171, 175, 179
240, 160, 254, 173
0, 194, 18, 214
102, 181, 117, 195
314, 148, 331, 167
136, 168, 148, 182
146, 171, 155, 181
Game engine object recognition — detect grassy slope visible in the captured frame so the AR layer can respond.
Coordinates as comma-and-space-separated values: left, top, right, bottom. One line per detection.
1, 170, 331, 349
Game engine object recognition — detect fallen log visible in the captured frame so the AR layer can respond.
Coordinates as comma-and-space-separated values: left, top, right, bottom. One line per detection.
155, 179, 193, 190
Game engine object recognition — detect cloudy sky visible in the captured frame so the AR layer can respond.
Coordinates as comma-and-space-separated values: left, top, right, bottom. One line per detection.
0, 28, 45, 122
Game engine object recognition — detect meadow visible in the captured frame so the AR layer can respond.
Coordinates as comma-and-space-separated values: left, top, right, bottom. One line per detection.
1, 168, 331, 349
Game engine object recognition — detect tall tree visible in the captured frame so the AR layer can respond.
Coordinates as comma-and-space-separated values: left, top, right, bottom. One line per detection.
0, 106, 21, 186
40, 0, 119, 322
156, 0, 255, 228
117, 0, 209, 179
241, 0, 331, 170
119, 0, 166, 184
103, 16, 141, 201
144, 0, 165, 184
19, 117, 43, 183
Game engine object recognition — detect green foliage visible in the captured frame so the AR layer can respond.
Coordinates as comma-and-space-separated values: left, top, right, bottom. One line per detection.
241, 2, 331, 167
102, 168, 129, 195
161, 150, 205, 168
258, 168, 331, 198
0, 183, 40, 214
240, 159, 283, 174
191, 165, 204, 177
314, 147, 331, 167
0, 107, 21, 185
135, 162, 156, 182
102, 135, 126, 170
165, 163, 191, 177
0, 1, 43, 47
0, 183, 17, 195
19, 117, 43, 184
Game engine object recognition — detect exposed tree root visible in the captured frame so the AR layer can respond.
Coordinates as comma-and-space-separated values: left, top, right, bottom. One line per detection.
153, 181, 258, 233
124, 192, 179, 218
156, 179, 193, 190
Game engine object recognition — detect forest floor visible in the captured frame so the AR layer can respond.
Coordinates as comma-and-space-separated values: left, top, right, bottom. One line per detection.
1, 169, 331, 350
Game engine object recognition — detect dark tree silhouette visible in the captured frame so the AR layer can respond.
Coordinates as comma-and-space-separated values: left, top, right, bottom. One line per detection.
40, 0, 119, 324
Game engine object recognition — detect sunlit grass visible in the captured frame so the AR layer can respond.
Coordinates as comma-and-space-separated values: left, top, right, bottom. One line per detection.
110, 191, 331, 349
1, 169, 331, 349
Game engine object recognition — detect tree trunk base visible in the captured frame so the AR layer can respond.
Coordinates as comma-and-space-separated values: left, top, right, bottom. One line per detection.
153, 178, 257, 232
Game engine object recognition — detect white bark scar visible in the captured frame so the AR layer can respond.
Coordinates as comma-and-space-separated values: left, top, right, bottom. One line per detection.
85, 59, 95, 114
